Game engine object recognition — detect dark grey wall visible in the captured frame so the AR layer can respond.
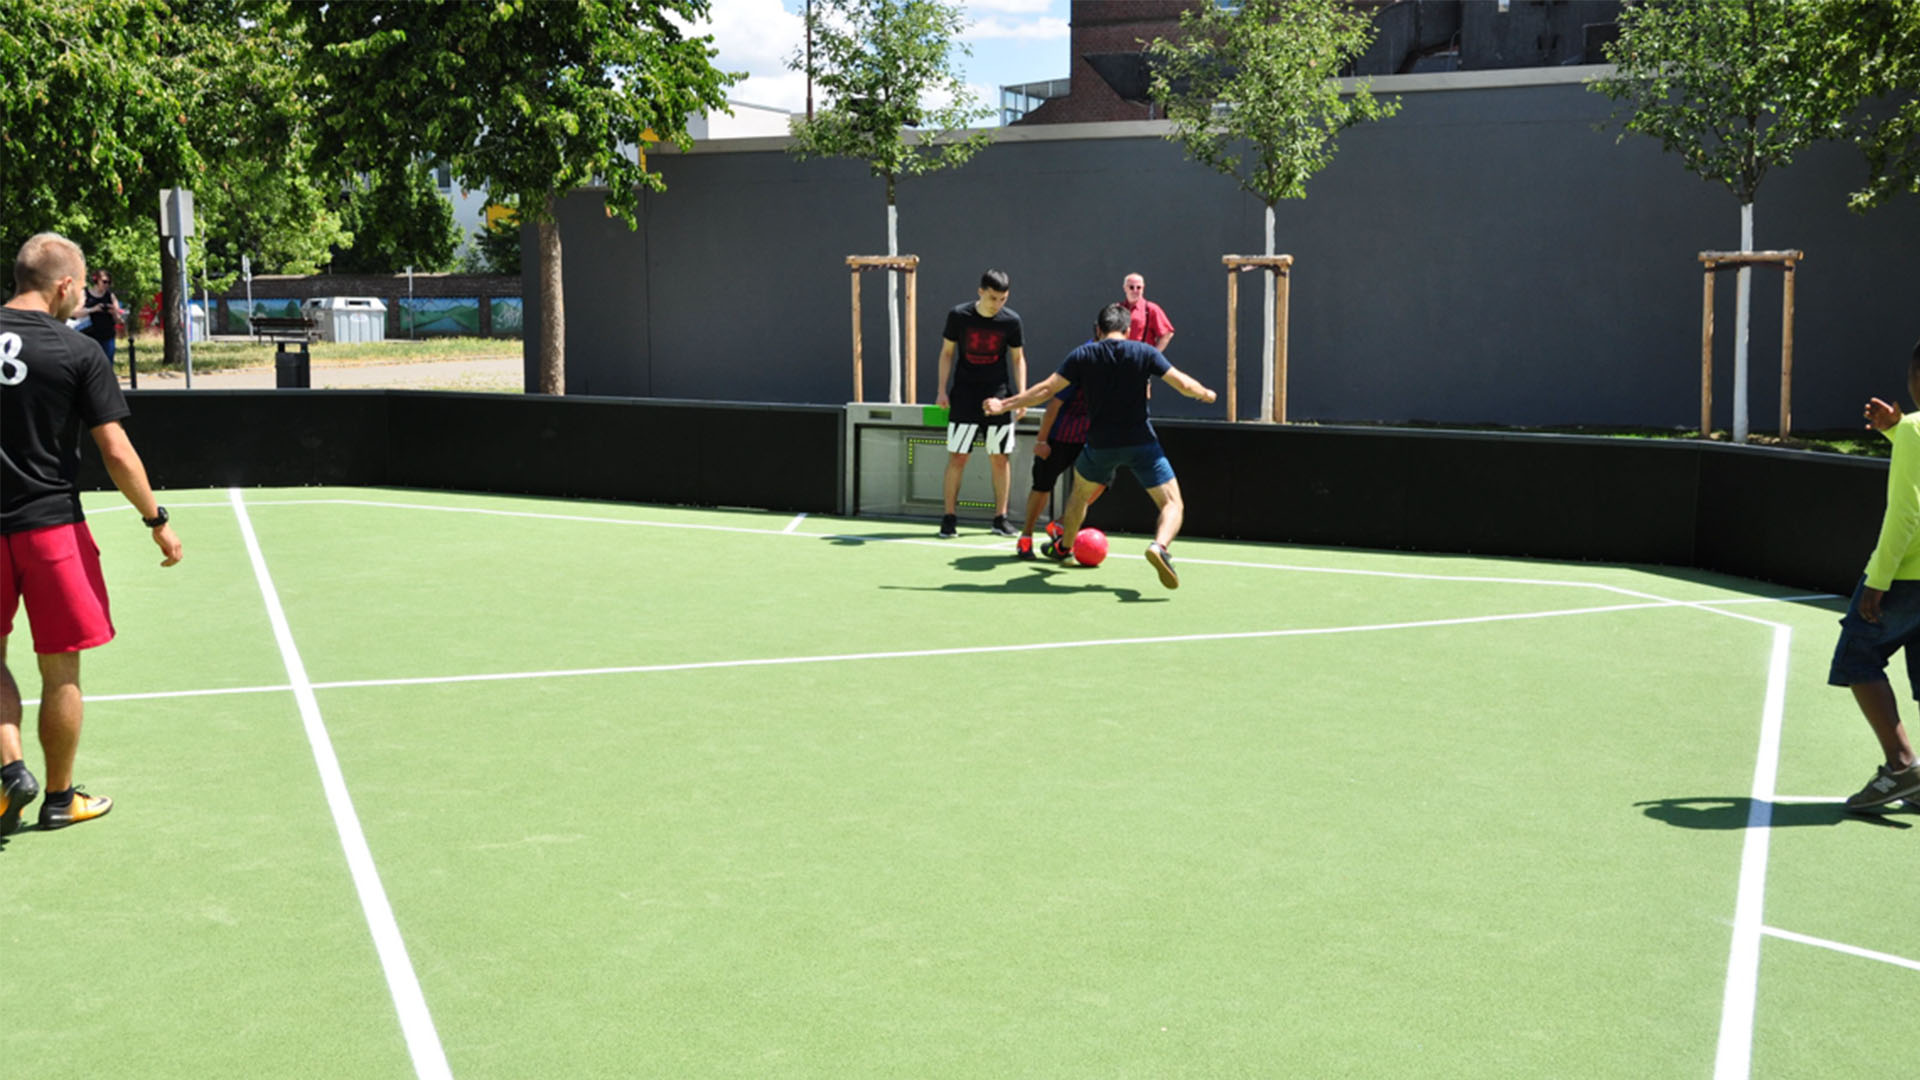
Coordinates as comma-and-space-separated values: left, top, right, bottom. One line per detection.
529, 70, 1919, 430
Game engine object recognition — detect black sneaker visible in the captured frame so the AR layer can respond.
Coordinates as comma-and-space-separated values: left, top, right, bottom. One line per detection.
1146, 543, 1180, 589
37, 787, 112, 831
1043, 537, 1073, 561
1016, 535, 1036, 559
938, 514, 958, 538
989, 515, 1019, 538
1, 765, 40, 837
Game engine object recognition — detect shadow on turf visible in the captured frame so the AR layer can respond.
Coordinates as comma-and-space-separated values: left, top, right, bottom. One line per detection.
879, 554, 1167, 603
1636, 797, 1916, 830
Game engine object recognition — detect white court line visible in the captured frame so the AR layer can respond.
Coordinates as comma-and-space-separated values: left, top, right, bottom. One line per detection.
1762, 926, 1920, 974
237, 496, 1836, 607
1713, 623, 1792, 1080
93, 491, 1835, 604
106, 490, 1850, 1075
23, 597, 1726, 708
230, 489, 454, 1080
303, 598, 1689, 692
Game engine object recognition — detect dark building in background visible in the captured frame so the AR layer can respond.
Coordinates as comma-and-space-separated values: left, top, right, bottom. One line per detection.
1006, 0, 1624, 126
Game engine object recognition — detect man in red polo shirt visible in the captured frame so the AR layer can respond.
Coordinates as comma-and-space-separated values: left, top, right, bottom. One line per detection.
1123, 272, 1175, 351
2, 232, 183, 838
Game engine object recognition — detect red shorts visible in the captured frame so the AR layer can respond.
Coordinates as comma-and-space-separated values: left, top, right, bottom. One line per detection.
1, 522, 116, 654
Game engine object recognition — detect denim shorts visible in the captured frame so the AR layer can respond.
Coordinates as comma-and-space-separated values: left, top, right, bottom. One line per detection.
1827, 577, 1920, 693
1074, 442, 1176, 489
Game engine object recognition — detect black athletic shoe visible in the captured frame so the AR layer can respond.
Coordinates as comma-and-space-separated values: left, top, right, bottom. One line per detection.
1016, 535, 1036, 559
37, 787, 112, 831
1146, 543, 1180, 589
1, 765, 40, 837
989, 515, 1019, 538
938, 514, 958, 538
1043, 538, 1073, 561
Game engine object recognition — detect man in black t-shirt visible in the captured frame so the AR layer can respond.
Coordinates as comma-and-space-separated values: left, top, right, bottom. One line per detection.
986, 303, 1217, 590
1, 232, 182, 838
933, 269, 1026, 539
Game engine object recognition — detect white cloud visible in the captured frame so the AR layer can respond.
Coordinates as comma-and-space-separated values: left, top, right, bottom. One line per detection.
678, 0, 807, 111
964, 15, 1070, 40
917, 79, 1000, 124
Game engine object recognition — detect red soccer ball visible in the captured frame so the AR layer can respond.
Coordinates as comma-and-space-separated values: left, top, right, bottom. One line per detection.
1071, 528, 1108, 567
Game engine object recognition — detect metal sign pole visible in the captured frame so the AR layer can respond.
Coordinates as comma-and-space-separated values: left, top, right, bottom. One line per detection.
179, 233, 193, 388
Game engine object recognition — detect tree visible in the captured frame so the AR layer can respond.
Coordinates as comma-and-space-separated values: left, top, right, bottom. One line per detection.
301, 0, 737, 395
1, 0, 351, 358
1149, 0, 1397, 421
1592, 0, 1854, 443
788, 0, 990, 404
0, 0, 200, 309
329, 161, 462, 275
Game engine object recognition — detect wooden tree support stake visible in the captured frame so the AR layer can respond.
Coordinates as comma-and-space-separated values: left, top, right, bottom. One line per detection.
1222, 255, 1295, 423
1697, 249, 1803, 438
846, 255, 920, 404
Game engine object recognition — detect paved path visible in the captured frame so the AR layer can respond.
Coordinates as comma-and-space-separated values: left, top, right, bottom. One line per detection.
127, 355, 523, 392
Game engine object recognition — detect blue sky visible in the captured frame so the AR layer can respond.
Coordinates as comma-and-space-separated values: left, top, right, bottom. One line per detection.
689, 0, 1073, 124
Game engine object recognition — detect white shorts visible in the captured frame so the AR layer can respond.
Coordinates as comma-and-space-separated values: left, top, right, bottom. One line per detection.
947, 420, 1016, 455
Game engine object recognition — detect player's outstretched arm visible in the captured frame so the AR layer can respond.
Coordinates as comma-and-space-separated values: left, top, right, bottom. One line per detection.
90, 421, 182, 566
985, 372, 1069, 416
1162, 367, 1217, 404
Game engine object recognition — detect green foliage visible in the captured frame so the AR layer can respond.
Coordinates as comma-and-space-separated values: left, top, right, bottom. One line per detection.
300, 0, 738, 228
473, 207, 525, 277
1591, 0, 1856, 207
0, 0, 198, 301
786, 0, 992, 204
0, 1, 350, 306
330, 162, 462, 275
1148, 0, 1397, 209
1807, 0, 1920, 211
186, 0, 350, 284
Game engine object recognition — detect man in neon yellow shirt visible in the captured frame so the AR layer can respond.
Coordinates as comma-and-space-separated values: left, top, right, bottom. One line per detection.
1830, 341, 1920, 811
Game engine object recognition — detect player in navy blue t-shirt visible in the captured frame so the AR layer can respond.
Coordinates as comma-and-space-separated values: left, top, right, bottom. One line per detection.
986, 303, 1216, 590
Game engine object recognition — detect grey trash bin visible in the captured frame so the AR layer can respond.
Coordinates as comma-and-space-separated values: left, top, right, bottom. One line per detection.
303, 297, 388, 343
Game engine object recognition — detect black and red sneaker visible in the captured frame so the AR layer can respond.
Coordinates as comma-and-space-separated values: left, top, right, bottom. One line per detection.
1016, 534, 1036, 559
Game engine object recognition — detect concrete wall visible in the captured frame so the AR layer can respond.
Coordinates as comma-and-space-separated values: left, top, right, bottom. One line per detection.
528, 68, 1919, 430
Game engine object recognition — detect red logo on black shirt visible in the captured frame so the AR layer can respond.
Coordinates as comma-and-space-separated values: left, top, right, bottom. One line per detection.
964, 328, 1005, 365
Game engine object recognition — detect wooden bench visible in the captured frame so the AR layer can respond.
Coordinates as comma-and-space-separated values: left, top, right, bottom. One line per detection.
250, 314, 318, 344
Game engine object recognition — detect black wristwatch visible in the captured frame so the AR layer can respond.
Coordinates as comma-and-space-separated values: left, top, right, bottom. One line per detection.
142, 506, 169, 529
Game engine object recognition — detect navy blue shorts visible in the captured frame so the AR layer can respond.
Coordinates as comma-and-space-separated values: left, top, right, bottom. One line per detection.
1827, 577, 1920, 693
1074, 442, 1175, 489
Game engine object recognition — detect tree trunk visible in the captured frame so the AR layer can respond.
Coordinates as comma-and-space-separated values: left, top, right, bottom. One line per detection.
160, 233, 186, 374
887, 190, 901, 404
538, 195, 564, 395
1260, 204, 1276, 422
1732, 201, 1753, 443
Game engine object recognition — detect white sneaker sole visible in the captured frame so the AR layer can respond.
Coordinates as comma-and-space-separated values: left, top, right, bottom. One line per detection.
1146, 546, 1179, 589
